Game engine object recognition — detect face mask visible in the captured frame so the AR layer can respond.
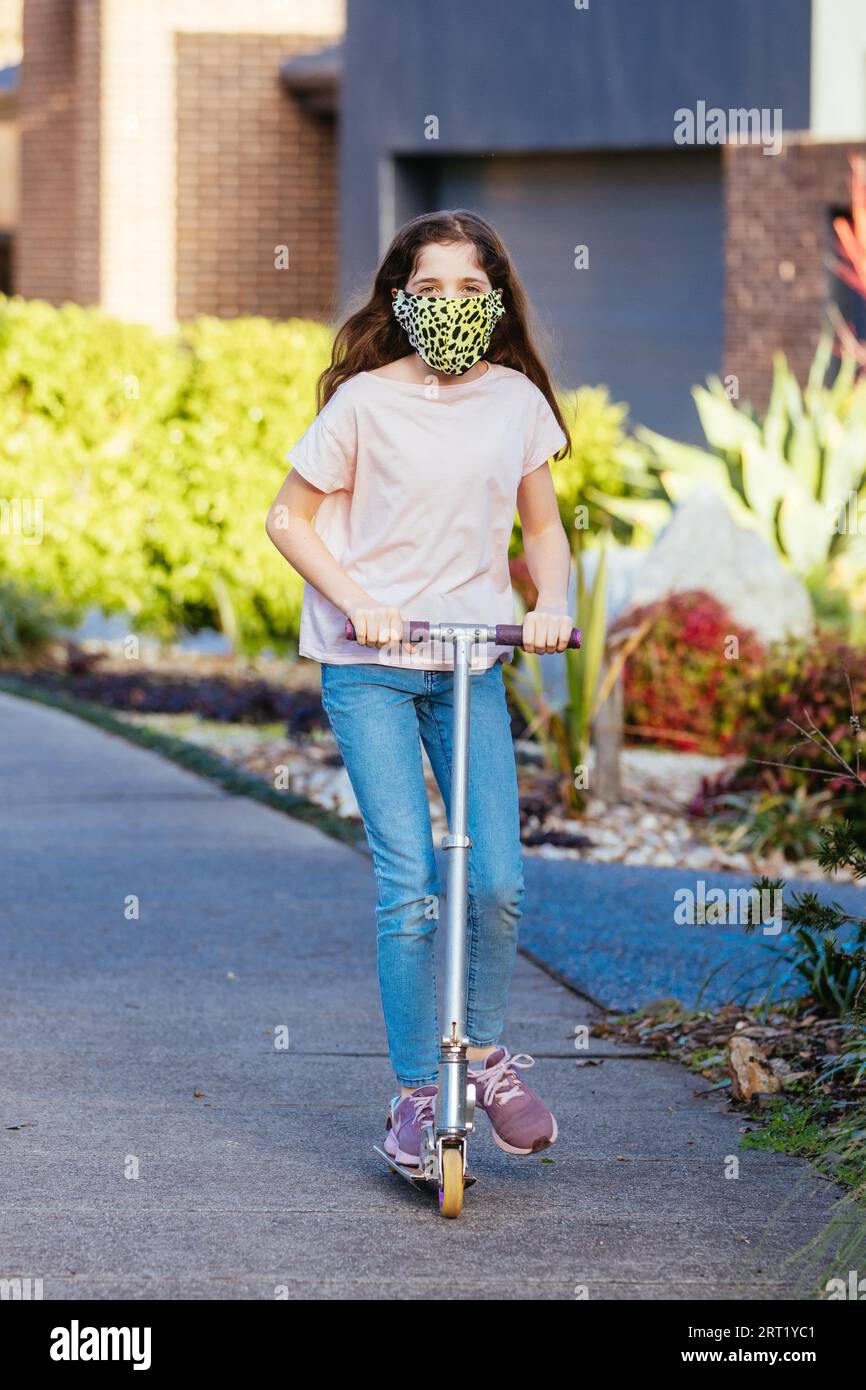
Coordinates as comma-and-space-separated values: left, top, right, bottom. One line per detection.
391, 287, 506, 375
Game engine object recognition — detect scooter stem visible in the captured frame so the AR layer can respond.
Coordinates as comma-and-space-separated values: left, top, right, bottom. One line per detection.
436, 632, 473, 1137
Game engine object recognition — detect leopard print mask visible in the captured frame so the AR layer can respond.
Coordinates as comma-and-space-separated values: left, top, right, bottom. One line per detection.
391, 287, 506, 375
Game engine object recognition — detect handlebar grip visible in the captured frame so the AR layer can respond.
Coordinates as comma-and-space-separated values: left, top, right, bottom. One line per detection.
495, 624, 581, 649
344, 619, 429, 644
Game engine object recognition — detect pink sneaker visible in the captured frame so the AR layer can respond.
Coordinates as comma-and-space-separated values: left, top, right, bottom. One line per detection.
468, 1047, 558, 1155
383, 1084, 438, 1165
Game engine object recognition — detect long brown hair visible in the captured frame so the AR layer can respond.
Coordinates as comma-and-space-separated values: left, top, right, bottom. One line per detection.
316, 209, 571, 459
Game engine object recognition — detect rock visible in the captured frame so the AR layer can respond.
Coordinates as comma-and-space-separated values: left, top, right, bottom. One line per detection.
654, 850, 676, 867
728, 1035, 782, 1101
621, 486, 813, 645
720, 852, 753, 872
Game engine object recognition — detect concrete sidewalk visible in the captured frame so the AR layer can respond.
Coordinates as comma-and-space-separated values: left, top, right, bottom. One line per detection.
0, 690, 859, 1300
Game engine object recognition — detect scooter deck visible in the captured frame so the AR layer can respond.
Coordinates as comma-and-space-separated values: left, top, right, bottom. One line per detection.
373, 1144, 477, 1189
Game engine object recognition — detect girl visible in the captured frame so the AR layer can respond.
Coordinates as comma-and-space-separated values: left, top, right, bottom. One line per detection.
266, 209, 574, 1166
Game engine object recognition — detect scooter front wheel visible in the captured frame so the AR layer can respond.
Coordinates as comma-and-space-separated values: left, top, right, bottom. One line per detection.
438, 1144, 464, 1218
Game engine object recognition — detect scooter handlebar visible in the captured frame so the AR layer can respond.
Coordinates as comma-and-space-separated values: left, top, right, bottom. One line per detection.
343, 618, 581, 650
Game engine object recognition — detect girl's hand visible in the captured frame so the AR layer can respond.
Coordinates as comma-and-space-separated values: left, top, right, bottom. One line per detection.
349, 604, 411, 651
522, 607, 573, 654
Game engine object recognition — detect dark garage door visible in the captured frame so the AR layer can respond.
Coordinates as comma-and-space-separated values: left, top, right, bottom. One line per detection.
425, 150, 723, 443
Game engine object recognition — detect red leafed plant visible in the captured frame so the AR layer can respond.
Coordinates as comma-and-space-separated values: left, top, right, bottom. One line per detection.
613, 590, 765, 755
830, 153, 866, 368
696, 635, 866, 839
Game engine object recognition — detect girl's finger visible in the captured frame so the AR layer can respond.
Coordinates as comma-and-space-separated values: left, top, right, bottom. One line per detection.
386, 610, 401, 646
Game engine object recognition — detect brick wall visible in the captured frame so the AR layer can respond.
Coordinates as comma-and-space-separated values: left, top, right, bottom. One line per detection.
724, 137, 866, 410
75, 0, 100, 305
17, 0, 84, 303
175, 32, 337, 323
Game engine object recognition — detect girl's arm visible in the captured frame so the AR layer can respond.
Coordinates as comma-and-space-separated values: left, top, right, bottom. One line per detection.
515, 463, 574, 654
265, 470, 409, 649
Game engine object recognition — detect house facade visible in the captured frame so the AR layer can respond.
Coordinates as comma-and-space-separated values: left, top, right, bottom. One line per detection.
4, 0, 866, 438
9, 0, 343, 330
341, 0, 866, 435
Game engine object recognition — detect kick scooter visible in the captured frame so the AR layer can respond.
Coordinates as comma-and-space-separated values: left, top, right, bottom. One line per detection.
344, 616, 581, 1218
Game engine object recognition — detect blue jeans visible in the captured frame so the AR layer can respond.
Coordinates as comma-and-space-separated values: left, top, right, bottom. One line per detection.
319, 659, 525, 1088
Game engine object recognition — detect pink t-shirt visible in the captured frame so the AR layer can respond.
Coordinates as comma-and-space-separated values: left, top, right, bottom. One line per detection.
285, 360, 568, 672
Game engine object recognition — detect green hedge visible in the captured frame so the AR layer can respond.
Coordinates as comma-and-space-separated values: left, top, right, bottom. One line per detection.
0, 294, 332, 653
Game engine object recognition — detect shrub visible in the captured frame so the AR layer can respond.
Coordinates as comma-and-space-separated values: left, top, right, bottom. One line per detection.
615, 590, 765, 755
0, 579, 62, 658
711, 637, 866, 839
748, 821, 866, 1022
0, 294, 333, 653
703, 784, 835, 861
